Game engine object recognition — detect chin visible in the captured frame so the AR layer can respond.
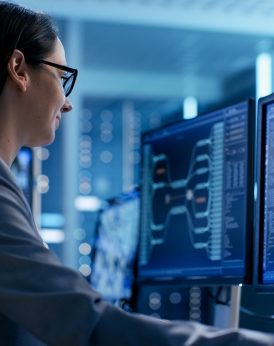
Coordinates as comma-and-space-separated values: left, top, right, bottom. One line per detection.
27, 133, 56, 147
42, 134, 56, 147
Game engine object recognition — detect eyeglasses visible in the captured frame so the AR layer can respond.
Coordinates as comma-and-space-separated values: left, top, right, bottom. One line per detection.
35, 60, 78, 97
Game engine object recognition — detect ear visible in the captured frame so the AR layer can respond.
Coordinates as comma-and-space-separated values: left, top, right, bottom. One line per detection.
6, 49, 29, 92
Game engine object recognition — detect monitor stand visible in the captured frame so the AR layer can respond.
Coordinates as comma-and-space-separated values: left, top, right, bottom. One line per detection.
213, 285, 242, 329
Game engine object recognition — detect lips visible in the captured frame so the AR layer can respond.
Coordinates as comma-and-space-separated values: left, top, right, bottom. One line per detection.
55, 115, 61, 129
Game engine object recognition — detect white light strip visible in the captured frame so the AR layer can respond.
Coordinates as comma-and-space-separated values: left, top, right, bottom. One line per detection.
256, 52, 272, 101
74, 195, 103, 211
39, 229, 65, 244
41, 213, 65, 228
183, 96, 198, 119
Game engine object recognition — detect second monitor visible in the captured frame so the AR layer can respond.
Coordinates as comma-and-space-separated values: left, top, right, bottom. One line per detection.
91, 190, 140, 304
254, 92, 274, 290
138, 100, 255, 285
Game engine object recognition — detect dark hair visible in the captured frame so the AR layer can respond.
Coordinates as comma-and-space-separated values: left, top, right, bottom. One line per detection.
0, 2, 58, 95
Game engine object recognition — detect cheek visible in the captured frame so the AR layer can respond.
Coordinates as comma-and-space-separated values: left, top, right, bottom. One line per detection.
30, 74, 65, 118
27, 102, 55, 131
43, 91, 65, 118
49, 85, 66, 112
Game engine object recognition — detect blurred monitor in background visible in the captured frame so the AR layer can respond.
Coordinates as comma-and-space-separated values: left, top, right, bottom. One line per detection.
90, 189, 140, 305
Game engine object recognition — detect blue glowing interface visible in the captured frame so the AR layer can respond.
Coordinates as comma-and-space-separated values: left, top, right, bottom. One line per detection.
262, 103, 274, 284
91, 191, 140, 302
138, 101, 253, 283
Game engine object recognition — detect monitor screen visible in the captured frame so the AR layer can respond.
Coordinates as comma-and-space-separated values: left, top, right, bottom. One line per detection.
138, 100, 255, 285
91, 190, 140, 303
11, 147, 33, 208
254, 93, 274, 288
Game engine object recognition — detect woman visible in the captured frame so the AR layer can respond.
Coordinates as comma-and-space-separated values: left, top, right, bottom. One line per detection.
0, 2, 273, 345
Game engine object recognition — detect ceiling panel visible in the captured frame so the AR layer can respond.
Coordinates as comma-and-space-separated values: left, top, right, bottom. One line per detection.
81, 21, 267, 77
12, 0, 274, 106
21, 0, 274, 35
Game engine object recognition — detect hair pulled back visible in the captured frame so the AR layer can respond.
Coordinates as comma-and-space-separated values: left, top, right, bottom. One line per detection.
0, 2, 58, 95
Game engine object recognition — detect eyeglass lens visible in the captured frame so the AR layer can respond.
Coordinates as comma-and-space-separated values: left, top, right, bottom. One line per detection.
63, 73, 75, 97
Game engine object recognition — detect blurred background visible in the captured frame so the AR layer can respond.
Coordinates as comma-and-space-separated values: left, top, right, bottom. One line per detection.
11, 0, 274, 334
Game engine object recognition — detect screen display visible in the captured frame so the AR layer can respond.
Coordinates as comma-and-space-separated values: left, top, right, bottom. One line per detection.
11, 147, 33, 207
257, 97, 274, 285
91, 190, 140, 302
138, 100, 254, 285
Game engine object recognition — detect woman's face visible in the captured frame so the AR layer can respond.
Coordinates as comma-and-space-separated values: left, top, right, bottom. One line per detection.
22, 38, 72, 147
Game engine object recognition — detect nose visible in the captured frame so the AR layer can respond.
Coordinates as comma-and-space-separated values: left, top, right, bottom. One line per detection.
61, 97, 73, 113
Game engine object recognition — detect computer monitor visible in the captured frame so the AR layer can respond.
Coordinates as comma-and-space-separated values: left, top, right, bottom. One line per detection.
137, 100, 255, 285
90, 189, 140, 303
11, 147, 33, 208
254, 92, 274, 289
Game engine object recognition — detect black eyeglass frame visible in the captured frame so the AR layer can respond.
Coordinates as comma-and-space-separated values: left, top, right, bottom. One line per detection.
34, 59, 78, 97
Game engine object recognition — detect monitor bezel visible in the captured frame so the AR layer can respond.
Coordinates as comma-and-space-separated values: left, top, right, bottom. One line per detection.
254, 92, 274, 292
136, 99, 255, 286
